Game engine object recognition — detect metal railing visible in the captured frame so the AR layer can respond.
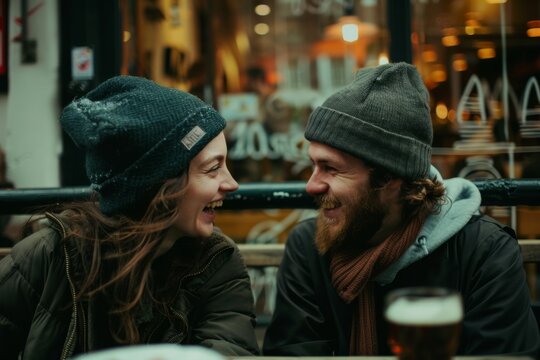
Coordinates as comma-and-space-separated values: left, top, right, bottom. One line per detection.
1, 179, 540, 215
2, 179, 540, 313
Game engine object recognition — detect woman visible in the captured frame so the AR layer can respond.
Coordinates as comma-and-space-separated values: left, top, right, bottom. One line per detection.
0, 76, 259, 359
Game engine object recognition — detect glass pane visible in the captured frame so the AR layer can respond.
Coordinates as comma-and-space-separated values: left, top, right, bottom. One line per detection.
214, 0, 389, 183
412, 0, 540, 232
212, 0, 389, 319
120, 0, 389, 180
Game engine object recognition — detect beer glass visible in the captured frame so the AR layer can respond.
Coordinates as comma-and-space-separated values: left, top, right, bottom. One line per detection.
384, 287, 463, 360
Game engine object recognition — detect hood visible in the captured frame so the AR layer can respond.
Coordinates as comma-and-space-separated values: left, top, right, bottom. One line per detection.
374, 165, 481, 285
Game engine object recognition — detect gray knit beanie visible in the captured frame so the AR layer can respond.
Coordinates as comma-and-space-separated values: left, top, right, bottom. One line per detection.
61, 75, 225, 217
305, 62, 432, 180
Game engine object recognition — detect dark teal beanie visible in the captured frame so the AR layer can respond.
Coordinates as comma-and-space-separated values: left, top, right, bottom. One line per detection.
61, 75, 226, 216
305, 62, 432, 180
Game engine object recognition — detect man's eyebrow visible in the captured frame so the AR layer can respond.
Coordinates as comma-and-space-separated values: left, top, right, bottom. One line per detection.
312, 158, 336, 165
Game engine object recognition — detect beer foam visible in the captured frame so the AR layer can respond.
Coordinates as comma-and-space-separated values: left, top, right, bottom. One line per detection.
385, 296, 463, 325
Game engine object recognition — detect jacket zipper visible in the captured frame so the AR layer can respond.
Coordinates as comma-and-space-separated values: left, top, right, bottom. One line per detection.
179, 246, 230, 283
147, 246, 231, 342
61, 243, 78, 360
169, 307, 188, 342
46, 212, 82, 360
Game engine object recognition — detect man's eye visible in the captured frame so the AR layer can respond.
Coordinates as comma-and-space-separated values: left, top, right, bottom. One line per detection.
323, 165, 337, 172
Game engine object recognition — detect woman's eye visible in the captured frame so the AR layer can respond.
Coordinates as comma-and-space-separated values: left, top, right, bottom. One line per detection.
207, 165, 221, 173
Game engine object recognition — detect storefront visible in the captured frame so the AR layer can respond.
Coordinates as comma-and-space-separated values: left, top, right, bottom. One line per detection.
58, 0, 540, 241
0, 0, 530, 320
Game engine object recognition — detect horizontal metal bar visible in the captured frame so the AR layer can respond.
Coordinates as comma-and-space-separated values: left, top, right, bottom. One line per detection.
1, 179, 539, 215
0, 186, 94, 214
223, 182, 315, 210
474, 179, 540, 206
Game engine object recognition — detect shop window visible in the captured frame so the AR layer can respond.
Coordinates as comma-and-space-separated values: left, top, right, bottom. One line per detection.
411, 0, 540, 233
212, 0, 389, 184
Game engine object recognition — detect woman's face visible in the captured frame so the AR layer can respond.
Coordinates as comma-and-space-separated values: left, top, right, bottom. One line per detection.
172, 132, 238, 238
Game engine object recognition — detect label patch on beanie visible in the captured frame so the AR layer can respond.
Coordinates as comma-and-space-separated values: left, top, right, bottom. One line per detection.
181, 126, 206, 150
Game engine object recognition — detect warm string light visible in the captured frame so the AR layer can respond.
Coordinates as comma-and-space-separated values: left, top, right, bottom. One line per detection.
441, 28, 459, 47
436, 103, 448, 120
378, 53, 389, 65
253, 4, 271, 36
527, 20, 540, 37
255, 4, 271, 16
452, 54, 467, 72
254, 23, 270, 35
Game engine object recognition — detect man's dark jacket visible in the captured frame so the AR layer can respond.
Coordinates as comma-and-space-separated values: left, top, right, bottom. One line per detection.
264, 177, 540, 357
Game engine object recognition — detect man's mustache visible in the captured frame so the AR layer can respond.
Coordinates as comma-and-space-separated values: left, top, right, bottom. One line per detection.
314, 194, 341, 209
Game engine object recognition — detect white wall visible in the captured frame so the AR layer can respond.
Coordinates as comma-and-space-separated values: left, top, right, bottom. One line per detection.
2, 0, 61, 188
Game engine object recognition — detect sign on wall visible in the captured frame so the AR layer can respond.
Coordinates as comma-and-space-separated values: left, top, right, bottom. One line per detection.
218, 93, 259, 122
71, 46, 94, 81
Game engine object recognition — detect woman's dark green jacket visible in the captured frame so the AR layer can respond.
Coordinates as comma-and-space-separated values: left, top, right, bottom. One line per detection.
0, 214, 259, 359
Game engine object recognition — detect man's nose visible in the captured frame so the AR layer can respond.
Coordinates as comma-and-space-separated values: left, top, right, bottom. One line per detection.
306, 170, 328, 196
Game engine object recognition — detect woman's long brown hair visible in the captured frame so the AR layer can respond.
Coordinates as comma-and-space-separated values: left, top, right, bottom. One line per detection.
34, 175, 189, 344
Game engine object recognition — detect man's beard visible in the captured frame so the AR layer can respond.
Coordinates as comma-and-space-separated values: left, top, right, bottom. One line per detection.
314, 185, 386, 255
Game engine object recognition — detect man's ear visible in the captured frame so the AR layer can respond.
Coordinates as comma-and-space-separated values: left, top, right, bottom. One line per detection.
382, 178, 403, 199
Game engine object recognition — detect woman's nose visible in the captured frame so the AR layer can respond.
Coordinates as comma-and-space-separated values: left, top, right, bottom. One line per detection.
222, 166, 239, 192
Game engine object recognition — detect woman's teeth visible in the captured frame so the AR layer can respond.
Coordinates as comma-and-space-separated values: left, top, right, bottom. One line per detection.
205, 200, 223, 210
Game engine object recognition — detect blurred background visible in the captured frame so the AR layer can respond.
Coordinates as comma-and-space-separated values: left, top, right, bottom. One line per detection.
1, 0, 540, 322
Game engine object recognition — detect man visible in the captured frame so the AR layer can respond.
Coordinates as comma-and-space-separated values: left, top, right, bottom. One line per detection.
263, 63, 540, 357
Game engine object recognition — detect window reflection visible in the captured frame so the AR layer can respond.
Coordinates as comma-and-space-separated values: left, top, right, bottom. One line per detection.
118, 0, 540, 236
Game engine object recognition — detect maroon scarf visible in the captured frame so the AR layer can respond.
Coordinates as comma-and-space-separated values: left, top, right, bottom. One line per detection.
330, 216, 424, 354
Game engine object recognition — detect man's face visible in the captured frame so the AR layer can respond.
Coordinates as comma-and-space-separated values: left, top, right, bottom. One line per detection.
306, 142, 387, 254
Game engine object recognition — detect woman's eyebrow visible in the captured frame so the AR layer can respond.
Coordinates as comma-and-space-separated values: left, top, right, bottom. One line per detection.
198, 154, 225, 168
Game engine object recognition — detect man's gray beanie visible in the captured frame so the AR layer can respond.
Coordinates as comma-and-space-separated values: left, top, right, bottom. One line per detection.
305, 62, 432, 180
61, 76, 225, 217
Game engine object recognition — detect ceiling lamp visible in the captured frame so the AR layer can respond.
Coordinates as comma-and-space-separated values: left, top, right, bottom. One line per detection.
324, 16, 378, 43
342, 22, 359, 42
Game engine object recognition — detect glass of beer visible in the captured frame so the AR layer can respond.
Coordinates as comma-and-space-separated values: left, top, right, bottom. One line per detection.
384, 287, 463, 360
